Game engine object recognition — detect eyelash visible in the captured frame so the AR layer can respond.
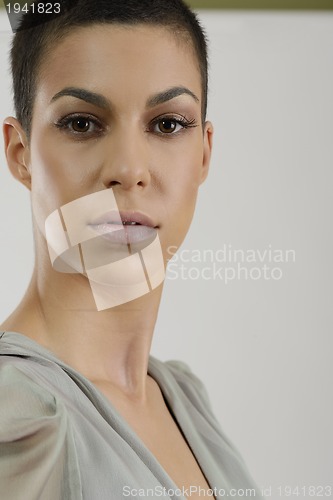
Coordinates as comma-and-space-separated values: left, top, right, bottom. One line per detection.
54, 113, 198, 138
149, 114, 198, 135
54, 114, 103, 137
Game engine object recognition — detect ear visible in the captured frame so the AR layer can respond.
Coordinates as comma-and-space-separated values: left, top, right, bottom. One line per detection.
200, 120, 214, 185
3, 117, 31, 191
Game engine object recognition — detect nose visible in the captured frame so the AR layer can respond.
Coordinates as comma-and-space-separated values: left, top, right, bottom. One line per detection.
100, 128, 151, 191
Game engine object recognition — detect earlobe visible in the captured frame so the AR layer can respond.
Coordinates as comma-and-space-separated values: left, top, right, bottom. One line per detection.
200, 120, 214, 185
3, 117, 31, 191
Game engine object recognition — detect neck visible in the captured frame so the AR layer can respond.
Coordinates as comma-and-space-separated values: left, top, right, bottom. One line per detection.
3, 255, 165, 399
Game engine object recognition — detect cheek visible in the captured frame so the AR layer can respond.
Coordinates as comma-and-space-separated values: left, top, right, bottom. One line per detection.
157, 141, 203, 250
155, 135, 203, 197
168, 140, 203, 212
171, 164, 200, 218
29, 132, 101, 217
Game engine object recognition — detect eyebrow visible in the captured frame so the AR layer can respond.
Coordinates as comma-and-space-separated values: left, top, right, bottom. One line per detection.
50, 86, 199, 110
146, 86, 199, 107
50, 87, 111, 110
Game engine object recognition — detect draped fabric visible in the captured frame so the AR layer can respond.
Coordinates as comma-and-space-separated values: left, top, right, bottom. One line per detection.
0, 331, 263, 500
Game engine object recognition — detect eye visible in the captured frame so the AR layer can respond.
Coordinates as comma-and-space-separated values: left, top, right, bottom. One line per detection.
151, 116, 198, 135
156, 119, 181, 134
71, 117, 91, 133
55, 114, 104, 136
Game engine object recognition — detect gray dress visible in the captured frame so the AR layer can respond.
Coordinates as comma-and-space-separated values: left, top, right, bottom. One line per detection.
0, 331, 263, 499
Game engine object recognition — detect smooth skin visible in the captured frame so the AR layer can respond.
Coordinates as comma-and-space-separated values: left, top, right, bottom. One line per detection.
1, 25, 214, 496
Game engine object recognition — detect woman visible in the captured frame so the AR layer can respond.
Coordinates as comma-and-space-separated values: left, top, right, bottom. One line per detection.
0, 0, 263, 498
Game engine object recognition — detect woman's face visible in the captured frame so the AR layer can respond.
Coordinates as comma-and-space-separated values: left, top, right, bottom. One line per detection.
15, 24, 213, 264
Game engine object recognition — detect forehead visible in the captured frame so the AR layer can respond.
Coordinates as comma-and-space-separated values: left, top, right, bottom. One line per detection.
37, 24, 202, 106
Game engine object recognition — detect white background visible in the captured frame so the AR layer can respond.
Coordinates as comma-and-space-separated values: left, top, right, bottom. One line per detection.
0, 9, 332, 496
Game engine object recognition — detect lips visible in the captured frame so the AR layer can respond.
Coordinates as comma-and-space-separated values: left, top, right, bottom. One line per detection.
88, 210, 158, 245
89, 210, 157, 228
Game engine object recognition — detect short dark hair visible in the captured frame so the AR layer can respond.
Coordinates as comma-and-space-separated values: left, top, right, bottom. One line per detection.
9, 0, 209, 141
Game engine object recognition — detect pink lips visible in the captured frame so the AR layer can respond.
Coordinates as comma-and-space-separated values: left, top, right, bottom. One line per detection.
89, 210, 157, 228
88, 210, 158, 245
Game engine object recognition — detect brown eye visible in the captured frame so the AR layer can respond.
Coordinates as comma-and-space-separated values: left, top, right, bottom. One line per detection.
71, 118, 91, 133
158, 119, 178, 134
55, 114, 104, 137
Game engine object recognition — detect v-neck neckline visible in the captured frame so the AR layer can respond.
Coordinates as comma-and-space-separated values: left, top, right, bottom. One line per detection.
0, 331, 216, 498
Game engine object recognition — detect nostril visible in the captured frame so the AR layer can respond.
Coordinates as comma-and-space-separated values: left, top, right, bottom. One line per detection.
109, 181, 121, 187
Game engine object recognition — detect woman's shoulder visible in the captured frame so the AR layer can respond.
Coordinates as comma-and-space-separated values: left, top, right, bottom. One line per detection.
163, 358, 210, 395
150, 356, 216, 415
0, 332, 69, 433
152, 356, 249, 455
0, 357, 62, 433
0, 354, 81, 499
